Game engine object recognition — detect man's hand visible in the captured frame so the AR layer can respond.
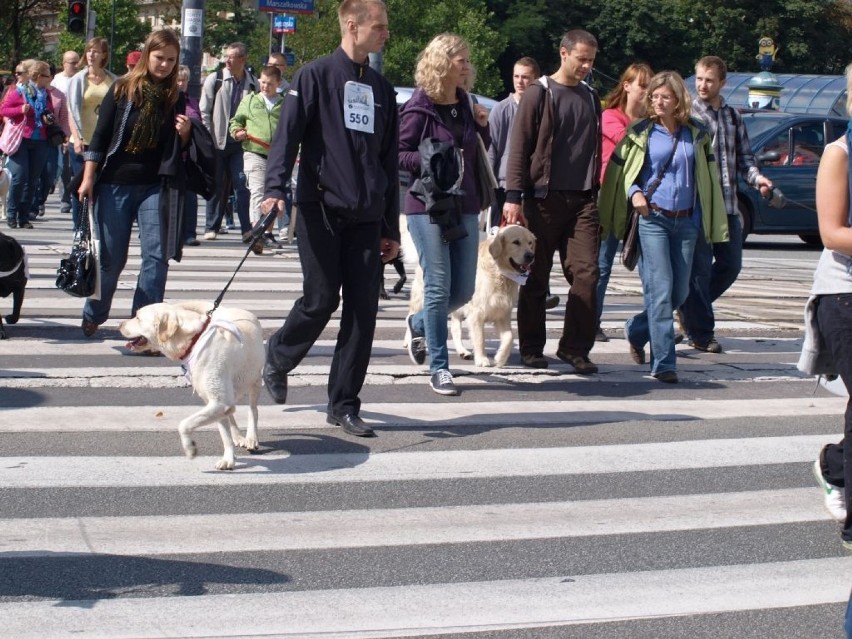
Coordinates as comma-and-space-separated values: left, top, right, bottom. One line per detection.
472, 104, 488, 128
260, 197, 285, 216
380, 238, 400, 264
502, 202, 527, 226
757, 175, 773, 198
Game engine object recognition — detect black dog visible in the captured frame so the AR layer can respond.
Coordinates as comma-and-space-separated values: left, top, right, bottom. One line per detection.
0, 232, 27, 339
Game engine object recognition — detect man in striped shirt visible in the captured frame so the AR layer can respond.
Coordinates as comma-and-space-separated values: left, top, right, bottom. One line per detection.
679, 55, 773, 353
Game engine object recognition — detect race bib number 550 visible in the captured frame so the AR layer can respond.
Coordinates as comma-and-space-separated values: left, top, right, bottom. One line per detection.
343, 81, 375, 134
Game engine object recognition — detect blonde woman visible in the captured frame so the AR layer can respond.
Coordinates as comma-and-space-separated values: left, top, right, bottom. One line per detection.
67, 37, 117, 227
598, 71, 727, 383
399, 33, 490, 395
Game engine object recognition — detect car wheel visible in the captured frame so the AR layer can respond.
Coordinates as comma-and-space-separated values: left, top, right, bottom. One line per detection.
798, 234, 823, 247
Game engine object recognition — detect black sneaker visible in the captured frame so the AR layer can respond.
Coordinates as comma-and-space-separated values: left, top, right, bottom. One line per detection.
555, 351, 599, 374
406, 313, 426, 365
430, 369, 458, 395
594, 327, 609, 342
521, 353, 548, 369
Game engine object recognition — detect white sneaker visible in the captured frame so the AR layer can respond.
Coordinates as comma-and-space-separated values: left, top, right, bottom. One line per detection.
813, 459, 847, 521
203, 231, 217, 240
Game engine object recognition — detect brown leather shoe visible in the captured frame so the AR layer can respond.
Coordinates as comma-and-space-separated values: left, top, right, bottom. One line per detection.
81, 319, 99, 337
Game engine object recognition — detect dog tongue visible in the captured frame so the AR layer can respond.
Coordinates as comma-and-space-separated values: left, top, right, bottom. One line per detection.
125, 336, 148, 350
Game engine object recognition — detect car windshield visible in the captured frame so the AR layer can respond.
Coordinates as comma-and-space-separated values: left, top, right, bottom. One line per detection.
741, 115, 786, 140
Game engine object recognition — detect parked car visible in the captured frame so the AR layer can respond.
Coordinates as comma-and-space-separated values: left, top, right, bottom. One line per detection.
737, 111, 847, 245
394, 86, 498, 113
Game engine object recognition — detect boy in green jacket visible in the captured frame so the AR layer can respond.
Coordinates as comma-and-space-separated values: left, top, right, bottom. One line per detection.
230, 65, 284, 251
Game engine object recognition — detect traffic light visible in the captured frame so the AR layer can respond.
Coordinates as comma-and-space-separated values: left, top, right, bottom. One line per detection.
68, 0, 86, 34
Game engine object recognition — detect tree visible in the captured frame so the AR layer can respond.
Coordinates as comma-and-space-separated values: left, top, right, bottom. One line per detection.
284, 0, 506, 96
0, 0, 62, 69
55, 0, 151, 74
199, 0, 269, 66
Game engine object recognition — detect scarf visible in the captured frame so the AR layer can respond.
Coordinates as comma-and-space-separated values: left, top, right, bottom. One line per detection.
19, 83, 47, 135
125, 80, 167, 154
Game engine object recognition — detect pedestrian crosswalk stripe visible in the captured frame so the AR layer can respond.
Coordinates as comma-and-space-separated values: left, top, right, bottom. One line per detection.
3, 557, 850, 637
1, 398, 845, 432
0, 435, 830, 487
0, 488, 832, 557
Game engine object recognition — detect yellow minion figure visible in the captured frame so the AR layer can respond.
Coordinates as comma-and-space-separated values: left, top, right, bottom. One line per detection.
757, 36, 779, 71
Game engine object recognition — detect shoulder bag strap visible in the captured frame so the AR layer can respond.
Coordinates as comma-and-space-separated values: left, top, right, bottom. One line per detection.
644, 129, 680, 201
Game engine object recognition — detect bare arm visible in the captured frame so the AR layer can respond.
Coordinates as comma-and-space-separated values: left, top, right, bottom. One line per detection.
816, 144, 852, 254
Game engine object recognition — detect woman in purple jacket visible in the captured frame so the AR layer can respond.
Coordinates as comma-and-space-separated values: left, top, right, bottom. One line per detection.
399, 33, 490, 396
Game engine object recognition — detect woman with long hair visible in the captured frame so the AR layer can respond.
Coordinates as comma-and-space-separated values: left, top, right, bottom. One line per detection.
77, 29, 192, 338
0, 59, 56, 229
66, 37, 117, 228
399, 33, 490, 395
599, 71, 727, 383
595, 62, 652, 341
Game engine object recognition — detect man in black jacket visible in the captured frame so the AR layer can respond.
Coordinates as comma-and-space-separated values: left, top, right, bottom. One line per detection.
261, 0, 400, 438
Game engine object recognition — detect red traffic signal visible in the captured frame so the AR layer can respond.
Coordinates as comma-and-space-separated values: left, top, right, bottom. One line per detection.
68, 0, 86, 34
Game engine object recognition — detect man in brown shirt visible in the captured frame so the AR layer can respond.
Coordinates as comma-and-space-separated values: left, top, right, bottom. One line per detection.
503, 29, 602, 374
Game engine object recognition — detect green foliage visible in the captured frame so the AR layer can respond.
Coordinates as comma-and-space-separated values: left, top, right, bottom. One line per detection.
283, 0, 506, 96
0, 0, 63, 69
202, 0, 269, 67
55, 0, 151, 74
485, 0, 852, 96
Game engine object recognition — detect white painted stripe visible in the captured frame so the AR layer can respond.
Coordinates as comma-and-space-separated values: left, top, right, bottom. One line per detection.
0, 435, 830, 487
0, 398, 844, 432
0, 488, 830, 557
0, 335, 804, 357
2, 558, 849, 637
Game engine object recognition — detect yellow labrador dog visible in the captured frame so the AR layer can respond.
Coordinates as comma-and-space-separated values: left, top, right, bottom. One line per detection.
119, 301, 264, 470
449, 225, 536, 367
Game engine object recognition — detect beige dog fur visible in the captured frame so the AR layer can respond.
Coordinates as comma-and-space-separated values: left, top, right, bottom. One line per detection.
119, 301, 265, 470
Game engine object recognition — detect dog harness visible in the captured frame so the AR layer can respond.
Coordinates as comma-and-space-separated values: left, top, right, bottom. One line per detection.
180, 318, 244, 384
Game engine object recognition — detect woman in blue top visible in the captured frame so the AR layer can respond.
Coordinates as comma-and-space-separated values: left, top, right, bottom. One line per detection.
600, 71, 727, 383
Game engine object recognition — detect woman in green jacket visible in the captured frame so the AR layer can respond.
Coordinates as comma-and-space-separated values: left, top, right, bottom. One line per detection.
599, 71, 727, 383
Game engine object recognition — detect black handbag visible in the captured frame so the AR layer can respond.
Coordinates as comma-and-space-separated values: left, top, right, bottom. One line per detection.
42, 112, 65, 146
620, 132, 681, 271
621, 205, 641, 271
56, 197, 97, 297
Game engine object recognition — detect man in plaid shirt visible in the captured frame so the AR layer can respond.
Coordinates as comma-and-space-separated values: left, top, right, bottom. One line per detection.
679, 55, 773, 353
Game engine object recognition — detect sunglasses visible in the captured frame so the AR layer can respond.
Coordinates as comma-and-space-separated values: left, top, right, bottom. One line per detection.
38, 73, 51, 79
14, 70, 24, 76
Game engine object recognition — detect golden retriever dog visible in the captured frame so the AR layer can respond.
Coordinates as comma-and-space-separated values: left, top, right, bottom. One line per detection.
449, 225, 536, 367
119, 301, 265, 470
405, 224, 536, 368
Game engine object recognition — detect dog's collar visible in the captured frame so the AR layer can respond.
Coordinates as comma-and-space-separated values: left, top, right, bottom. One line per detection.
178, 315, 212, 361
0, 258, 23, 279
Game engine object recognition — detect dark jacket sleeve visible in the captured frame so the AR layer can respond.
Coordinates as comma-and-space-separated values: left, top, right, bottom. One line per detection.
398, 106, 427, 176
264, 70, 311, 200
504, 83, 543, 203
381, 83, 400, 242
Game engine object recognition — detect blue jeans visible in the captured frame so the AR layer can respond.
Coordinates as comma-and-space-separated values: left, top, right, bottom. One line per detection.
625, 212, 698, 375
596, 232, 619, 325
846, 590, 852, 639
32, 143, 59, 211
205, 144, 250, 234
407, 212, 479, 372
6, 138, 50, 225
680, 212, 742, 342
83, 182, 168, 325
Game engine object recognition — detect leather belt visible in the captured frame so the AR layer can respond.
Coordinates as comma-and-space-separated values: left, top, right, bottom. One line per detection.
649, 203, 693, 218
